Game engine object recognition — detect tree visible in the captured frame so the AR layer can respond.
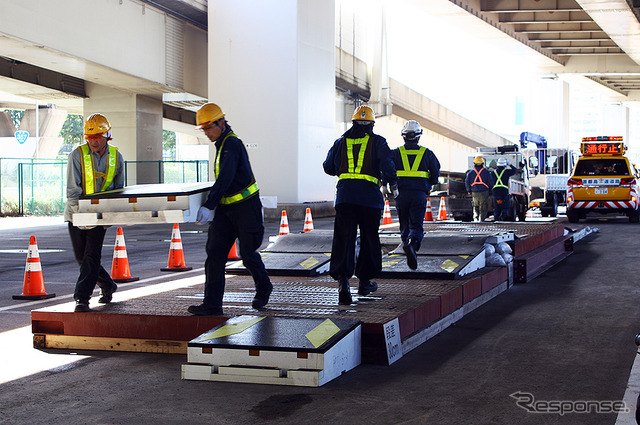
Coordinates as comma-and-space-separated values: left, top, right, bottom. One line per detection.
163, 130, 176, 160
59, 114, 83, 145
7, 109, 24, 129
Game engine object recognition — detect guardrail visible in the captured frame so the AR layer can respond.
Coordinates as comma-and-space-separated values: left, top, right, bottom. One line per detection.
0, 158, 209, 216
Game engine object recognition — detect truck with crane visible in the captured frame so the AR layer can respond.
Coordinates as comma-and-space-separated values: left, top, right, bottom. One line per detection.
519, 132, 576, 217
432, 144, 530, 221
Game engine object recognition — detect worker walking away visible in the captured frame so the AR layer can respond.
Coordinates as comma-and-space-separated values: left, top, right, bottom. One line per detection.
391, 120, 440, 270
64, 114, 125, 312
189, 103, 272, 316
465, 156, 494, 222
492, 157, 518, 221
323, 105, 397, 305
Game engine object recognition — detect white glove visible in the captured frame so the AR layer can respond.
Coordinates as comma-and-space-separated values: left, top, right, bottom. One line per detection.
381, 185, 390, 198
390, 184, 399, 199
196, 206, 211, 224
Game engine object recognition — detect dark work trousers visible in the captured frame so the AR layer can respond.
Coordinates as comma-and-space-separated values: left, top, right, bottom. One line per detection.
68, 222, 116, 302
329, 203, 382, 281
492, 189, 510, 220
203, 195, 271, 308
395, 190, 427, 250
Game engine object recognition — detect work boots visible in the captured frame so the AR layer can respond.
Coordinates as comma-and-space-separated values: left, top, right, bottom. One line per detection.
338, 277, 352, 305
358, 279, 378, 296
403, 238, 418, 270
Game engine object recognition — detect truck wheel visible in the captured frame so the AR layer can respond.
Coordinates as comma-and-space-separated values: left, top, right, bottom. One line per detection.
567, 209, 580, 223
629, 209, 639, 223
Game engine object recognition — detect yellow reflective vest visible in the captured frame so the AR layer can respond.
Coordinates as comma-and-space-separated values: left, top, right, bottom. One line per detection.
79, 143, 118, 195
215, 132, 259, 205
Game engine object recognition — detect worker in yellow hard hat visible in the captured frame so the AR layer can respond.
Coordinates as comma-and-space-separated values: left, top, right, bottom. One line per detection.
465, 155, 495, 221
64, 113, 125, 312
323, 105, 398, 304
188, 103, 272, 316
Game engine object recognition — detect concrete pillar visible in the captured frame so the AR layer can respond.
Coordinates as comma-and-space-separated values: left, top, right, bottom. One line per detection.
0, 111, 16, 137
84, 83, 163, 184
208, 0, 336, 204
20, 106, 67, 158
603, 104, 629, 141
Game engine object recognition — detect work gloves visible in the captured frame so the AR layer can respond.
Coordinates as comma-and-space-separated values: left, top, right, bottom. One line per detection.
381, 183, 399, 200
196, 206, 211, 224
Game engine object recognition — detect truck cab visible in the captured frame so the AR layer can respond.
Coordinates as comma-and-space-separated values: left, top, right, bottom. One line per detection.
566, 137, 639, 223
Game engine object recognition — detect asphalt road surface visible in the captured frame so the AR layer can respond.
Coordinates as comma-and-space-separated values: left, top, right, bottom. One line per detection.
0, 214, 639, 424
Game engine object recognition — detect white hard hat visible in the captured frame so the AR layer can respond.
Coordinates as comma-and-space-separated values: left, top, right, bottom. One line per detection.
497, 158, 508, 167
401, 120, 423, 140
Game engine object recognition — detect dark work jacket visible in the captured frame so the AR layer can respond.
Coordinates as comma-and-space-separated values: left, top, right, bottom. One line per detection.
323, 124, 397, 210
203, 125, 258, 209
465, 164, 495, 192
392, 142, 440, 194
492, 165, 517, 198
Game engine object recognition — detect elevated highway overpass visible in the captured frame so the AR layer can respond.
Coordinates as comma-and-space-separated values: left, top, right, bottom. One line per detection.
0, 0, 639, 204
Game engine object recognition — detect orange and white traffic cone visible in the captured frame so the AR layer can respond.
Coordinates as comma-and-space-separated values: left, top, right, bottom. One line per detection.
161, 223, 193, 272
303, 208, 314, 232
382, 200, 393, 225
437, 196, 448, 220
228, 240, 240, 260
424, 197, 434, 221
111, 227, 139, 283
279, 210, 290, 235
13, 236, 55, 300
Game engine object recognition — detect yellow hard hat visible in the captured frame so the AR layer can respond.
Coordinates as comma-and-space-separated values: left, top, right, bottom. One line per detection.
352, 105, 375, 122
84, 113, 111, 138
196, 103, 225, 129
473, 156, 484, 164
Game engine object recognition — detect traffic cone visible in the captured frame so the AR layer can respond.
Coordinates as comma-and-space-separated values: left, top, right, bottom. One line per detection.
424, 197, 434, 221
228, 240, 240, 260
161, 223, 193, 272
303, 208, 314, 232
382, 200, 393, 225
279, 210, 290, 235
111, 227, 139, 283
437, 197, 448, 220
13, 236, 55, 300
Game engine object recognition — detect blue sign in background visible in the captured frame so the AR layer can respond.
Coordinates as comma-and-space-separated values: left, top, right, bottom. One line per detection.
15, 130, 29, 144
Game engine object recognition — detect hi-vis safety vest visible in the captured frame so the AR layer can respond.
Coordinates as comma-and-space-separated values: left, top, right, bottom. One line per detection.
338, 135, 379, 184
493, 168, 509, 189
397, 146, 430, 178
80, 143, 118, 195
471, 168, 489, 188
215, 132, 259, 205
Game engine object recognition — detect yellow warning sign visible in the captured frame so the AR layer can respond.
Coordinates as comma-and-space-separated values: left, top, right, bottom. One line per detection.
306, 319, 341, 348
197, 316, 266, 342
300, 257, 320, 269
440, 259, 459, 272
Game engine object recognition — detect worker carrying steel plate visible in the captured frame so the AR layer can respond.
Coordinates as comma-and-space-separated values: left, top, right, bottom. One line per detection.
391, 120, 440, 270
323, 105, 397, 305
64, 113, 125, 312
189, 103, 272, 316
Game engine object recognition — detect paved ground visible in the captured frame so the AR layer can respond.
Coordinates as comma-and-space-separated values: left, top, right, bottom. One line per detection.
0, 214, 639, 424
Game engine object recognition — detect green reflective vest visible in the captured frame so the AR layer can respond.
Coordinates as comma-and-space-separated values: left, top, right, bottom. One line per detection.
80, 143, 118, 195
493, 168, 509, 189
338, 135, 379, 184
215, 132, 259, 205
397, 146, 430, 178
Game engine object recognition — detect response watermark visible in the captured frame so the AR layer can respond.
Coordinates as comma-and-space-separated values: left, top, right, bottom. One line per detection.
510, 391, 629, 416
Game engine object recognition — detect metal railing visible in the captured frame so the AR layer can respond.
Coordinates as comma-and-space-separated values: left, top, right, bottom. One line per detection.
0, 158, 209, 216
